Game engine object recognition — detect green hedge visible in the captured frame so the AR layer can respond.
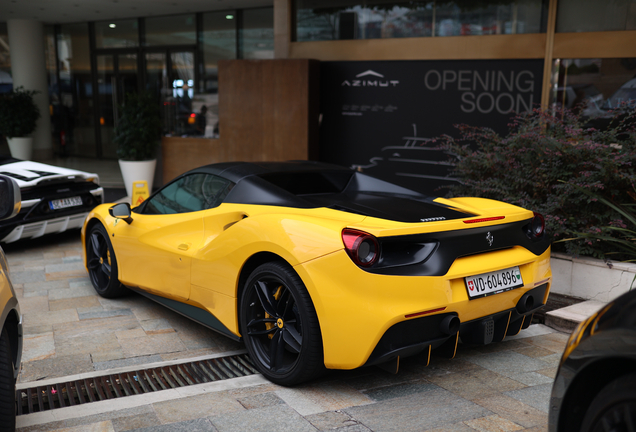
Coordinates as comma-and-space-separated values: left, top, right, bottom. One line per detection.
440, 107, 636, 261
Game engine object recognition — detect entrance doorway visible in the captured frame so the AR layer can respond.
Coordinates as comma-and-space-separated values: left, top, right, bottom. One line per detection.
145, 50, 196, 137
95, 53, 139, 158
94, 48, 196, 157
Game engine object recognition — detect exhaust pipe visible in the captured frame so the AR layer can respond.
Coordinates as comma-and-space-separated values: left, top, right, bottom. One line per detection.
516, 293, 535, 314
440, 315, 460, 335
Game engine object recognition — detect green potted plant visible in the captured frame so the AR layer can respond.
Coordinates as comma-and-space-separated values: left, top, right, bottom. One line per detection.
0, 86, 41, 160
113, 91, 162, 199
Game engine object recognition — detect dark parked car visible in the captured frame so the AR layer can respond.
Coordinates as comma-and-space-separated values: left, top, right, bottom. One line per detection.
0, 175, 22, 432
549, 289, 636, 432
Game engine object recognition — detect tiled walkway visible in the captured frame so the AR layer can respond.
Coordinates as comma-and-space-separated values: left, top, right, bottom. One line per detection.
5, 231, 569, 432
6, 232, 241, 384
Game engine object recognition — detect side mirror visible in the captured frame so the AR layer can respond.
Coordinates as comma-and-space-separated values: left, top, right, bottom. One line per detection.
0, 175, 21, 221
108, 202, 133, 224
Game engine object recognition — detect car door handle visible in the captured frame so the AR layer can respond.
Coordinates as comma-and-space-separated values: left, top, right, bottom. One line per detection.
178, 243, 190, 251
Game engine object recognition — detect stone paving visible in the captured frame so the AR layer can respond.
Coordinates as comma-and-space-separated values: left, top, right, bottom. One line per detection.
4, 232, 242, 384
5, 231, 569, 432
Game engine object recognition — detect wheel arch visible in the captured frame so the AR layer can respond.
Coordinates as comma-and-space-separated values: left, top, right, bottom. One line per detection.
1, 308, 21, 377
236, 252, 289, 320
84, 216, 103, 236
559, 357, 636, 432
82, 215, 109, 271
235, 252, 323, 342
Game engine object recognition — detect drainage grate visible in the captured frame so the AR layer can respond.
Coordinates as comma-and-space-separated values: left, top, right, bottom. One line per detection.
17, 353, 258, 415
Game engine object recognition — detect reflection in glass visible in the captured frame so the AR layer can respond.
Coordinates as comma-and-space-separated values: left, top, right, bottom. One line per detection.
44, 25, 57, 135
551, 58, 636, 117
96, 55, 115, 157
145, 14, 196, 46
201, 11, 236, 138
145, 52, 172, 134
294, 0, 546, 41
95, 19, 139, 48
145, 51, 197, 137
243, 8, 274, 59
0, 23, 10, 94
557, 0, 636, 33
96, 54, 138, 158
143, 173, 232, 214
57, 23, 95, 157
434, 1, 544, 36
171, 52, 196, 136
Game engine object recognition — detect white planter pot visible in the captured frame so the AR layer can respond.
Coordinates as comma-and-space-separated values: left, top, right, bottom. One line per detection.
7, 137, 33, 160
118, 159, 157, 200
550, 252, 636, 302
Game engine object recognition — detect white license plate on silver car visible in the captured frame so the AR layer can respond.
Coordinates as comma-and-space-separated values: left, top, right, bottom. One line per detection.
49, 196, 82, 210
465, 266, 524, 299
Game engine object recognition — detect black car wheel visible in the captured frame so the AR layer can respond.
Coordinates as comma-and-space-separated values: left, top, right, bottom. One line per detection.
86, 224, 126, 298
240, 261, 323, 386
0, 328, 16, 432
582, 373, 636, 432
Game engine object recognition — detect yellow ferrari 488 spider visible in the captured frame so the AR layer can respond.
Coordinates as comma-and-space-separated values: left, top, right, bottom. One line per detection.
82, 161, 552, 386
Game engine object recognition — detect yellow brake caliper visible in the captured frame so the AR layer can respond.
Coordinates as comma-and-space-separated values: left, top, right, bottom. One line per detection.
265, 285, 283, 339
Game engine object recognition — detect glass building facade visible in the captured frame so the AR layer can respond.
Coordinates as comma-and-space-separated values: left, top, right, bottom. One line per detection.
294, 0, 549, 41
1, 8, 273, 159
0, 0, 634, 161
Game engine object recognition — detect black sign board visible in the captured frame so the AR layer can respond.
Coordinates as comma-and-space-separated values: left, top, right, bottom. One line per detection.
319, 59, 544, 195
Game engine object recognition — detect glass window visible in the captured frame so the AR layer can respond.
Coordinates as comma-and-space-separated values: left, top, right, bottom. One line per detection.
142, 173, 233, 214
57, 23, 95, 157
551, 58, 636, 116
95, 19, 139, 48
557, 0, 636, 33
0, 23, 11, 94
294, 0, 546, 41
242, 8, 274, 59
434, 0, 545, 36
145, 14, 196, 46
201, 10, 237, 138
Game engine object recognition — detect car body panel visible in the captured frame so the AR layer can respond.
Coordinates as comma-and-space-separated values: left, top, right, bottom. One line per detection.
108, 211, 204, 301
297, 246, 551, 369
82, 161, 552, 375
0, 174, 23, 382
0, 159, 98, 187
0, 256, 22, 379
549, 289, 636, 432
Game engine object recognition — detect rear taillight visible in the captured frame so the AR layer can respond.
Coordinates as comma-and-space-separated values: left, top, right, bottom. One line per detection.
530, 212, 545, 237
342, 228, 379, 267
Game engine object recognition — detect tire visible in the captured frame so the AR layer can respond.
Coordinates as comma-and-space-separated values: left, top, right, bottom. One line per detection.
0, 328, 16, 432
239, 261, 323, 386
86, 223, 126, 298
581, 373, 636, 432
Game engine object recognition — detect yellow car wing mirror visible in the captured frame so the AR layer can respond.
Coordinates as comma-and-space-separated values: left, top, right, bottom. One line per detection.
109, 202, 133, 225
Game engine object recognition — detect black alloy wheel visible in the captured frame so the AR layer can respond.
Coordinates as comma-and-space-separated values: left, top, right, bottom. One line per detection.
0, 328, 16, 432
86, 224, 126, 298
581, 373, 636, 432
240, 261, 323, 386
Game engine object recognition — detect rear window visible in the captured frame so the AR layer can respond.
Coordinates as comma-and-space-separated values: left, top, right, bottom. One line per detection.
259, 170, 353, 196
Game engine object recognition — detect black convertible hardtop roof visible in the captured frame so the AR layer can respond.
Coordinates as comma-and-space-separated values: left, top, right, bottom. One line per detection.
177, 161, 473, 223
187, 160, 350, 183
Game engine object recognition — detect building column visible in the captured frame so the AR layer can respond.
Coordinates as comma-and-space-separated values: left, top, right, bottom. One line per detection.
7, 19, 53, 160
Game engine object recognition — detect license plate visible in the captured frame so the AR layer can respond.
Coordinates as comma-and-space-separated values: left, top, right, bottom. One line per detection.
465, 266, 523, 299
49, 196, 83, 210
